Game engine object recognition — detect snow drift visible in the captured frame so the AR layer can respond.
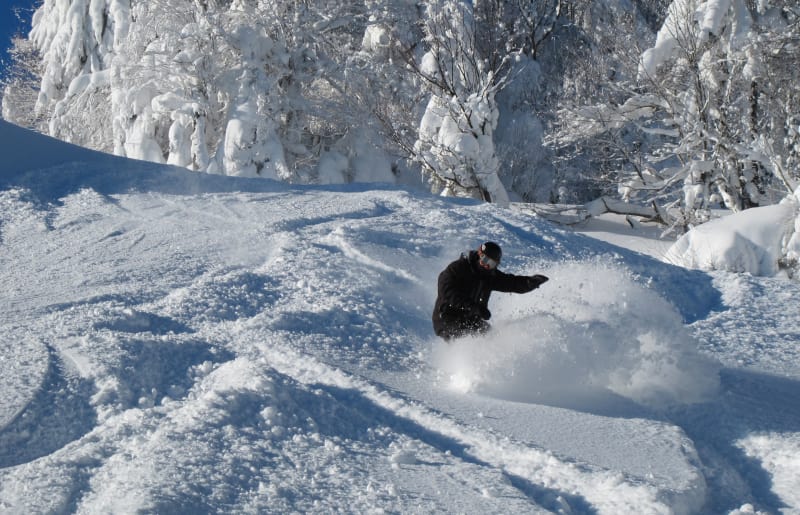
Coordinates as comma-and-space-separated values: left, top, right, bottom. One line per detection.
665, 195, 800, 277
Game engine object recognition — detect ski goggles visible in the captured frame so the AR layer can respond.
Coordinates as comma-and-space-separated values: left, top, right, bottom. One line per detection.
477, 251, 499, 270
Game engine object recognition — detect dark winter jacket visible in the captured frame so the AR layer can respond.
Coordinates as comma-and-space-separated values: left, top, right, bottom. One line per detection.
432, 251, 547, 340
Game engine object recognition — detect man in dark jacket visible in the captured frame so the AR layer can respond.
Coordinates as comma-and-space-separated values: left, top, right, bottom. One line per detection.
432, 241, 548, 341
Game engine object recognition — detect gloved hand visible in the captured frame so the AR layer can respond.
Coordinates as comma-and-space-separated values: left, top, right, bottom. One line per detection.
527, 274, 549, 289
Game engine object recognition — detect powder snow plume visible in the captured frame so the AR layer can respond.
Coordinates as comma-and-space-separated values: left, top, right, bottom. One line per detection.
431, 262, 721, 411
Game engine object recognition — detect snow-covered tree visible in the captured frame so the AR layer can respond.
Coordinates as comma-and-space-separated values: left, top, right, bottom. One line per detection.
6, 0, 403, 184
743, 1, 800, 198
362, 0, 575, 202
637, 0, 800, 223
338, 1, 424, 184
26, 0, 129, 150
406, 1, 513, 204
1, 35, 45, 131
22, 0, 796, 218
472, 0, 591, 203
267, 0, 398, 184
545, 1, 663, 204
108, 0, 302, 176
552, 0, 800, 231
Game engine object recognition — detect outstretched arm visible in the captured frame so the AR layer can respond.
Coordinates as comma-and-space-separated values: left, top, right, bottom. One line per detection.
491, 271, 549, 293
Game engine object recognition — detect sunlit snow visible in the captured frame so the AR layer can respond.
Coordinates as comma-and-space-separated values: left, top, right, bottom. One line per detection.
2, 120, 799, 514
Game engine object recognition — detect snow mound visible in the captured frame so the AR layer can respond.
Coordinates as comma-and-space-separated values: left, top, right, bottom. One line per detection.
665, 200, 799, 277
432, 262, 721, 410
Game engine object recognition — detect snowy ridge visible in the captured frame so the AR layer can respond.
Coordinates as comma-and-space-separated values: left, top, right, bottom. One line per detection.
2, 121, 800, 513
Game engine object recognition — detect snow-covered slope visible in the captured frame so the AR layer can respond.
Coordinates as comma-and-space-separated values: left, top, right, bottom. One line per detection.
2, 120, 799, 514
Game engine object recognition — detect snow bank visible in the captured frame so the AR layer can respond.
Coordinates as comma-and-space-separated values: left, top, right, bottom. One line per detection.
433, 261, 721, 410
665, 200, 799, 277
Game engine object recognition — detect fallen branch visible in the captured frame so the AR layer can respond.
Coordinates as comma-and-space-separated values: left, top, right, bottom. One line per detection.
584, 196, 672, 226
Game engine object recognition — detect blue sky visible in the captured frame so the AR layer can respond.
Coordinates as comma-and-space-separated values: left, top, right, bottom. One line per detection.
1, 0, 38, 77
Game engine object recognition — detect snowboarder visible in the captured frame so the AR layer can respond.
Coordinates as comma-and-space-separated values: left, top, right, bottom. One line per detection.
432, 241, 548, 341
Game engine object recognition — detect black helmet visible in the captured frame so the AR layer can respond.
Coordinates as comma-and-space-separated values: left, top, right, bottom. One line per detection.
477, 241, 502, 270
480, 241, 502, 261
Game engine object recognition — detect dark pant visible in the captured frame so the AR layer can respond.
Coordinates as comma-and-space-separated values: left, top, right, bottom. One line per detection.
436, 314, 490, 341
